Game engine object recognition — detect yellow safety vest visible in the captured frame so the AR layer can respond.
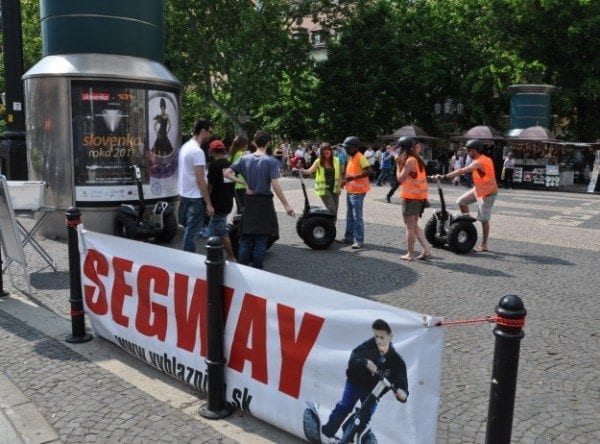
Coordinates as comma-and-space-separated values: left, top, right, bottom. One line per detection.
314, 157, 341, 196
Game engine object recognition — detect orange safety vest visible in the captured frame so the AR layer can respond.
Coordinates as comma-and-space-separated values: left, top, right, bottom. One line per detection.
345, 152, 371, 194
473, 154, 498, 197
400, 157, 428, 200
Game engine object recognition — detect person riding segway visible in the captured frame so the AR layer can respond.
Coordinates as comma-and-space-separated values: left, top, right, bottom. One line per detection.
433, 138, 498, 252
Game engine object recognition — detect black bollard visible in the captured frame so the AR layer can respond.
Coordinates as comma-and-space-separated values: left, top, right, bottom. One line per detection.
485, 295, 526, 444
199, 236, 233, 419
0, 245, 8, 297
64, 207, 93, 344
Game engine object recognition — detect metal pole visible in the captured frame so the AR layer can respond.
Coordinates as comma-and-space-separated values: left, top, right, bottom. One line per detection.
199, 236, 232, 419
0, 0, 28, 180
485, 295, 526, 444
65, 207, 93, 344
0, 242, 9, 297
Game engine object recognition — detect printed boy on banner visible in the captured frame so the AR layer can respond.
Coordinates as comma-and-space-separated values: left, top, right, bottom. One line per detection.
304, 319, 408, 443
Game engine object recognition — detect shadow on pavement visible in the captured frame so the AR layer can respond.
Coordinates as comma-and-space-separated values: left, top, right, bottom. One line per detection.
266, 243, 419, 298
30, 271, 70, 290
424, 259, 513, 278
0, 310, 88, 363
485, 251, 574, 266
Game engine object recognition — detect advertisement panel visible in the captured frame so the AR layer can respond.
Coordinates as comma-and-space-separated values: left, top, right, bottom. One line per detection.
78, 229, 444, 443
71, 81, 179, 204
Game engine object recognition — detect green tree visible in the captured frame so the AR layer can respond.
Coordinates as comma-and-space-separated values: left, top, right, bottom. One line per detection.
316, 0, 413, 141
164, 0, 317, 138
501, 0, 600, 140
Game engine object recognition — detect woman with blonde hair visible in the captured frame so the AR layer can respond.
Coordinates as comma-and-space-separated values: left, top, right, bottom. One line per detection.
298, 142, 342, 220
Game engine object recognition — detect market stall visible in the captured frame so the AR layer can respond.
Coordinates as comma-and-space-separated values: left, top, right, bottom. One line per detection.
505, 126, 597, 192
379, 125, 441, 173
451, 125, 506, 178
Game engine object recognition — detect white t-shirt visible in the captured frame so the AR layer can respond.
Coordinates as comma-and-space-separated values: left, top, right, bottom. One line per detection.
364, 148, 375, 166
177, 138, 206, 198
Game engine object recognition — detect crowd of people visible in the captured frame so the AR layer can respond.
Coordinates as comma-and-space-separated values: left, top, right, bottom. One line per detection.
177, 118, 499, 268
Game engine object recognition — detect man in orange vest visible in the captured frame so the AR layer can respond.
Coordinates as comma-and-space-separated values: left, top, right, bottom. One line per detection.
340, 136, 373, 250
436, 138, 498, 252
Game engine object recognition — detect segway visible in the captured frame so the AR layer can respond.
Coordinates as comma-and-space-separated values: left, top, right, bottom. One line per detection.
227, 214, 278, 259
424, 177, 477, 254
303, 371, 407, 443
113, 165, 178, 243
295, 173, 336, 250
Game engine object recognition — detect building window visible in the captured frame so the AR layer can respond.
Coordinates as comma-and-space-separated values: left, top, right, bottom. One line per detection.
311, 31, 328, 47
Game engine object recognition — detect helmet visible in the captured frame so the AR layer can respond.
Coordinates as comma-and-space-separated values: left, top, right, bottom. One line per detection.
465, 138, 483, 152
396, 136, 415, 152
342, 136, 360, 148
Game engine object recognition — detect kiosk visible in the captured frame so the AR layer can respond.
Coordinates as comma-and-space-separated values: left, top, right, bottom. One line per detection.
22, 1, 181, 238
505, 126, 597, 192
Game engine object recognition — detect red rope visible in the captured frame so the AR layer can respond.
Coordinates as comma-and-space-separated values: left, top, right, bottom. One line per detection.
437, 315, 525, 328
66, 219, 81, 228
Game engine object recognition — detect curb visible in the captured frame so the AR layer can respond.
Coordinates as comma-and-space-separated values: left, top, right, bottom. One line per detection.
0, 373, 62, 444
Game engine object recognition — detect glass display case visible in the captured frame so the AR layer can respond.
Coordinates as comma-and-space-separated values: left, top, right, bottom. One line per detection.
505, 142, 596, 191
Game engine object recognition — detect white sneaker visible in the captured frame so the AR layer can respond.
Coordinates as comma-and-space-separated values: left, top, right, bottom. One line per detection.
351, 242, 364, 250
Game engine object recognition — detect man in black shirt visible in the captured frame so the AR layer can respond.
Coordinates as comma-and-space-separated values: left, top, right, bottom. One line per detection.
321, 319, 409, 440
207, 139, 236, 261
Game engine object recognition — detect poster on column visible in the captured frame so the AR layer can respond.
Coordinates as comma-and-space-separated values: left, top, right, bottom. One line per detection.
78, 229, 444, 443
71, 80, 179, 204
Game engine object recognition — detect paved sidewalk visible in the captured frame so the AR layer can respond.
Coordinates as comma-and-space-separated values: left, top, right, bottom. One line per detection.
0, 372, 61, 444
1, 179, 600, 443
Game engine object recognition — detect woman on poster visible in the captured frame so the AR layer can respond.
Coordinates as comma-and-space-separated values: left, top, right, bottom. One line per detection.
152, 98, 174, 157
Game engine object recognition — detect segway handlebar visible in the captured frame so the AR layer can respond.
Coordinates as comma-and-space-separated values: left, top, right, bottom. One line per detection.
372, 370, 408, 403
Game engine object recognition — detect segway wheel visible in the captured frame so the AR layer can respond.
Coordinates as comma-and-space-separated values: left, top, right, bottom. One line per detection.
113, 213, 136, 239
302, 404, 322, 443
266, 231, 279, 250
361, 430, 378, 444
296, 215, 306, 239
155, 213, 178, 243
447, 220, 477, 254
424, 215, 447, 248
301, 216, 336, 250
228, 220, 240, 258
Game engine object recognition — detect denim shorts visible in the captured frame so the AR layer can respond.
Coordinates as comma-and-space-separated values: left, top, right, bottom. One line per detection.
207, 216, 229, 237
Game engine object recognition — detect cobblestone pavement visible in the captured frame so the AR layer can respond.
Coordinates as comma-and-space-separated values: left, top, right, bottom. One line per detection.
2, 179, 599, 443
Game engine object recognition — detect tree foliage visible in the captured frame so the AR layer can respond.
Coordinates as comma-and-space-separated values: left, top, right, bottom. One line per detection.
164, 0, 319, 138
1, 0, 598, 141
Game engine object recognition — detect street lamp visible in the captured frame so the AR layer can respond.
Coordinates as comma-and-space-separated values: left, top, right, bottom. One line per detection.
434, 97, 464, 116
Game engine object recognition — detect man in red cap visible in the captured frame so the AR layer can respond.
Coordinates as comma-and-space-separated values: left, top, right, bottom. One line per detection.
206, 139, 237, 261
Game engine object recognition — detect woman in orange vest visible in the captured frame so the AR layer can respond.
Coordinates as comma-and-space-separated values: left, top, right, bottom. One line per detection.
396, 137, 431, 261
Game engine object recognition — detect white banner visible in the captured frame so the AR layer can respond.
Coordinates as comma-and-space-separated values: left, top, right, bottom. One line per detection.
78, 228, 443, 443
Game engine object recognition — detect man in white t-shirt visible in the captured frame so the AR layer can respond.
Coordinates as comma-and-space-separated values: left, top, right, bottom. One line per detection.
177, 118, 214, 252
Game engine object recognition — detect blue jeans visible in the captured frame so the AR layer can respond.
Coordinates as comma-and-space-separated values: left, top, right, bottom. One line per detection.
377, 167, 391, 185
322, 381, 376, 438
179, 197, 205, 252
344, 193, 365, 244
238, 233, 269, 269
207, 216, 228, 237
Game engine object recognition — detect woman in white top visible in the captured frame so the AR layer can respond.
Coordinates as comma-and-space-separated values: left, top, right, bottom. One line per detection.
450, 151, 463, 186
